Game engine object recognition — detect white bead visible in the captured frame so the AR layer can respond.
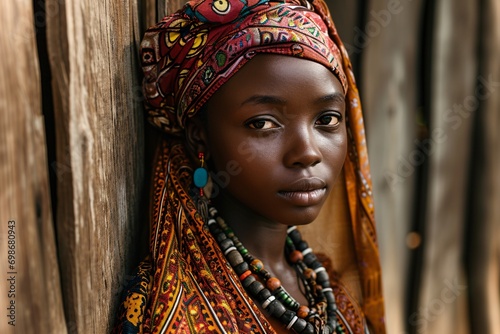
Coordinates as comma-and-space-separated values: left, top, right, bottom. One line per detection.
224, 246, 237, 256
262, 295, 276, 309
302, 248, 312, 256
286, 316, 298, 330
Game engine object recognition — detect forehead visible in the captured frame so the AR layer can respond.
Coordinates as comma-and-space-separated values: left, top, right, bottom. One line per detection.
206, 54, 344, 109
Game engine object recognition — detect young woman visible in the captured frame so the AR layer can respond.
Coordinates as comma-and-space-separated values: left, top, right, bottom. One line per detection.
114, 0, 385, 333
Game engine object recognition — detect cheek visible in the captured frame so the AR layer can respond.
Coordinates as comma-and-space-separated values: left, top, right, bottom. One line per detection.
208, 127, 278, 170
321, 131, 348, 176
206, 133, 283, 198
207, 129, 245, 171
209, 144, 277, 188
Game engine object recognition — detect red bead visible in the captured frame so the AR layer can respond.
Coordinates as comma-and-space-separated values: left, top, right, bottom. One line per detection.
303, 268, 316, 280
297, 305, 310, 319
239, 270, 252, 281
289, 250, 303, 263
266, 277, 281, 292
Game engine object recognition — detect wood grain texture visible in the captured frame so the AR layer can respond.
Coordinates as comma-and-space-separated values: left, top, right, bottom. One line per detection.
155, 0, 184, 22
467, 1, 500, 332
361, 1, 424, 333
143, 0, 157, 31
0, 0, 67, 333
418, 0, 478, 332
166, 0, 186, 16
46, 0, 146, 332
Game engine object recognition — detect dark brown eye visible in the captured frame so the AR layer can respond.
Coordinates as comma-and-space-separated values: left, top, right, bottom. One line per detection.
316, 114, 340, 126
247, 119, 277, 129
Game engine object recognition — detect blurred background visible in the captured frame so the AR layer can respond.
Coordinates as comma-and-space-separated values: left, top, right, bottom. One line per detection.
327, 1, 500, 333
1, 0, 498, 333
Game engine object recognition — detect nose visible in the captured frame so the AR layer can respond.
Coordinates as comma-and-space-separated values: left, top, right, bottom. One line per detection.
283, 127, 322, 168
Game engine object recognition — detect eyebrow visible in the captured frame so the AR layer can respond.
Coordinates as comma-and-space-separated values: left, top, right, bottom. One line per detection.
314, 92, 345, 105
240, 95, 286, 106
240, 93, 345, 107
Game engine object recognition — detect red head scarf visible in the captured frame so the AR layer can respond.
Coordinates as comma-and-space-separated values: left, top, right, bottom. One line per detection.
114, 0, 386, 333
140, 0, 347, 135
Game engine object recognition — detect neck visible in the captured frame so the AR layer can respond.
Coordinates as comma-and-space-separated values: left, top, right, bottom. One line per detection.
210, 190, 313, 310
213, 190, 289, 268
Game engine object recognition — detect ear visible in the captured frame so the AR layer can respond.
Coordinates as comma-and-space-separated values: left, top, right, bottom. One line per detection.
185, 114, 210, 163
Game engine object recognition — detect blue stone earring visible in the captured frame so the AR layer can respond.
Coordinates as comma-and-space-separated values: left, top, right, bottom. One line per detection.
193, 152, 208, 197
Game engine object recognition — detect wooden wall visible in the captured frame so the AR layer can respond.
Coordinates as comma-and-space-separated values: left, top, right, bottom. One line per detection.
46, 0, 145, 331
0, 1, 66, 333
0, 0, 184, 333
358, 0, 500, 333
44, 0, 185, 332
326, 1, 500, 334
360, 1, 422, 332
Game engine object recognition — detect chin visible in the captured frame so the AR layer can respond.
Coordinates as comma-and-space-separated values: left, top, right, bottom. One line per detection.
280, 206, 322, 226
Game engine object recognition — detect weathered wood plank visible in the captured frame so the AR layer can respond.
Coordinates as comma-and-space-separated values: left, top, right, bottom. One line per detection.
467, 1, 500, 333
166, 0, 185, 16
418, 0, 478, 333
0, 1, 67, 333
47, 0, 146, 331
154, 0, 184, 22
359, 1, 424, 333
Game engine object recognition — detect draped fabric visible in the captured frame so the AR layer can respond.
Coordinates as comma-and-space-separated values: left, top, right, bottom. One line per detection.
114, 0, 385, 333
115, 140, 373, 333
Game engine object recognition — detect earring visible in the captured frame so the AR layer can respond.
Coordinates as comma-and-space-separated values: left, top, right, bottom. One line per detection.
193, 152, 208, 197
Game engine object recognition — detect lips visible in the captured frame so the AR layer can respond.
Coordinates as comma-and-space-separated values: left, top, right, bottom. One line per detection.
277, 177, 327, 206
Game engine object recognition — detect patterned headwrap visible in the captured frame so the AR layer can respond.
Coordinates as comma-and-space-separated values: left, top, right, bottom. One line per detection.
114, 0, 385, 333
140, 0, 347, 135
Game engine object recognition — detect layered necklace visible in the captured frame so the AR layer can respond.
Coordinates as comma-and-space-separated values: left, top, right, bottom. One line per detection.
206, 206, 344, 334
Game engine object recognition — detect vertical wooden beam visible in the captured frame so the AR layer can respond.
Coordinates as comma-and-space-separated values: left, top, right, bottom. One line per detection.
360, 1, 424, 333
46, 0, 146, 331
466, 1, 500, 332
418, 0, 478, 333
166, 0, 185, 16
0, 0, 67, 333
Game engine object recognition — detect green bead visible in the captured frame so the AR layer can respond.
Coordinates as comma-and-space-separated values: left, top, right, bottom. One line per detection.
193, 167, 208, 188
277, 290, 286, 298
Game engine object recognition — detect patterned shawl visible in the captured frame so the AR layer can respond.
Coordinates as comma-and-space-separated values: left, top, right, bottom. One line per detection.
114, 0, 385, 333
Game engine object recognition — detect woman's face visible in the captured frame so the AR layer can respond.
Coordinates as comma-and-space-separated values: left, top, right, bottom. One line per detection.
204, 54, 347, 226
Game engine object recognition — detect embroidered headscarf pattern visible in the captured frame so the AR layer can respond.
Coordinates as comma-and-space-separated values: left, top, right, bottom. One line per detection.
140, 0, 347, 135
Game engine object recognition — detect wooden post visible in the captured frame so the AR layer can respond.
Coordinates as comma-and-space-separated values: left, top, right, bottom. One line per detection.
46, 0, 146, 331
0, 0, 67, 333
361, 1, 424, 333
467, 1, 500, 332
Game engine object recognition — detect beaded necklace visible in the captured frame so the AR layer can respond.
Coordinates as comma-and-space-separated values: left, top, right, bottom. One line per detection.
206, 206, 344, 334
